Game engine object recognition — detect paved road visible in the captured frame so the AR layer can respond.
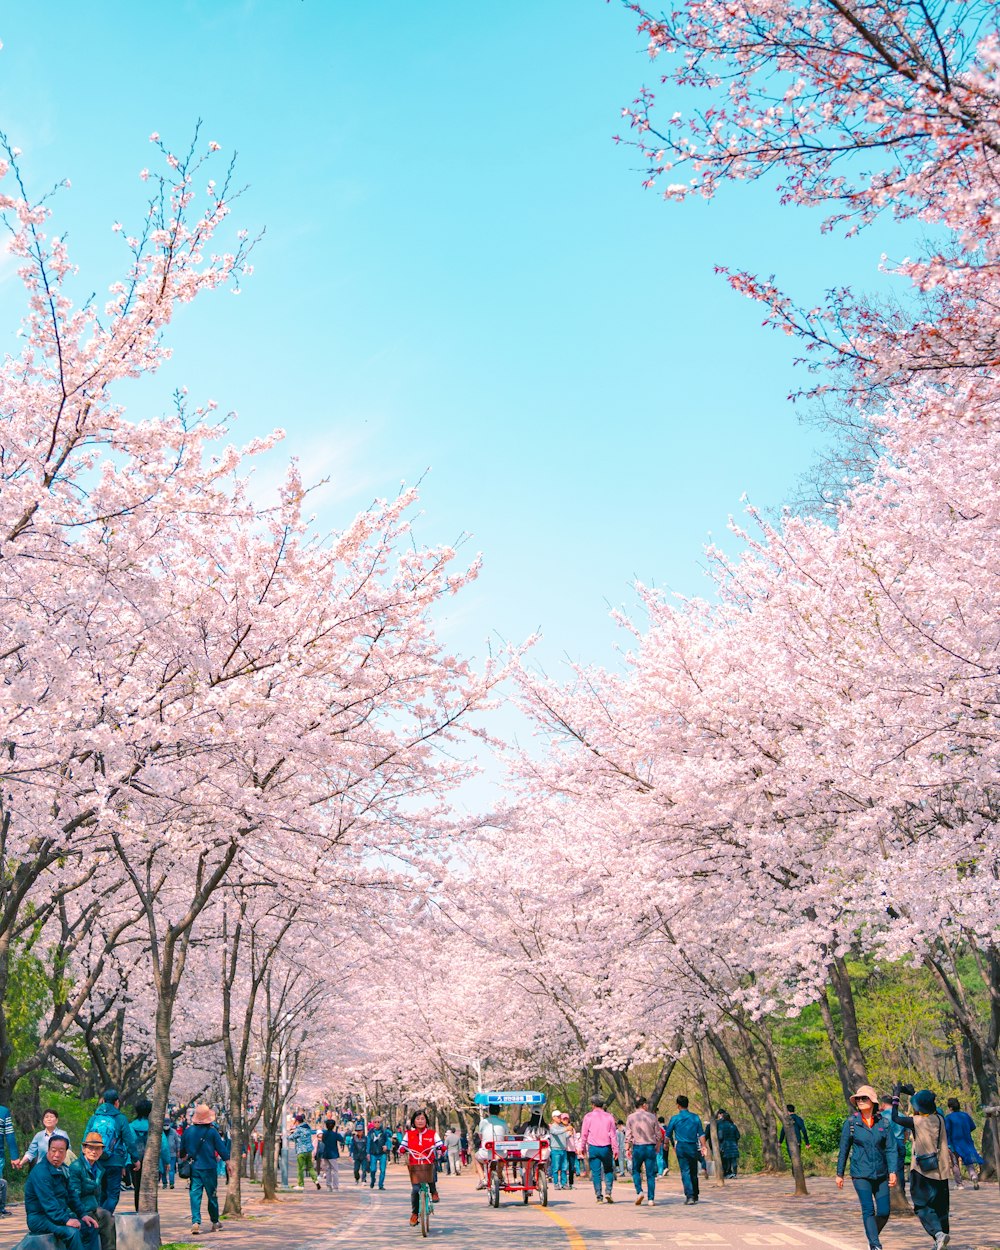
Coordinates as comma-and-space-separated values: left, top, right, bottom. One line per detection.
302, 1169, 864, 1250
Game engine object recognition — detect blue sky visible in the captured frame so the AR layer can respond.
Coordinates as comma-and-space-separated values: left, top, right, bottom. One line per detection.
0, 1, 916, 699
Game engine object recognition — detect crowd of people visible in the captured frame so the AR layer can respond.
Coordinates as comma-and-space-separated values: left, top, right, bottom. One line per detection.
2, 1089, 233, 1246
0, 1081, 989, 1244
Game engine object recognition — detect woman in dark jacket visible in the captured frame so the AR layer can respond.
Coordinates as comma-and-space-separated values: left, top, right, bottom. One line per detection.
836, 1085, 898, 1250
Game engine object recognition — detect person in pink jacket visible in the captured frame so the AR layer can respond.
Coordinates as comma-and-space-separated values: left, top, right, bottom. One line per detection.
579, 1095, 619, 1203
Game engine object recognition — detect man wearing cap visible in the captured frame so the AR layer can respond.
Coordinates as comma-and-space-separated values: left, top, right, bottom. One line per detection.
837, 1084, 898, 1250
83, 1089, 138, 1214
68, 1133, 117, 1250
579, 1094, 619, 1203
24, 1132, 100, 1250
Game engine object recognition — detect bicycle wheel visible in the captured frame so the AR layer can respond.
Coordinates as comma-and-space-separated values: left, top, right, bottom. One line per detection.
490, 1172, 501, 1208
420, 1185, 431, 1237
539, 1170, 549, 1207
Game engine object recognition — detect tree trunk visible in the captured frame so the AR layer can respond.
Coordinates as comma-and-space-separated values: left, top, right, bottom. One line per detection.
818, 990, 854, 1104
692, 1042, 724, 1186
707, 1026, 781, 1170
138, 990, 174, 1212
827, 956, 868, 1091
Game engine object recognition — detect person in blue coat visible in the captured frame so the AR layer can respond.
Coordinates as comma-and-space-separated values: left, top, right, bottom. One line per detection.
945, 1099, 983, 1189
664, 1096, 706, 1206
24, 1132, 100, 1250
836, 1085, 898, 1250
0, 1100, 18, 1217
180, 1104, 230, 1237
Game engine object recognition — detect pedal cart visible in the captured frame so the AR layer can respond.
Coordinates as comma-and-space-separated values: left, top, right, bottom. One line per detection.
475, 1090, 549, 1208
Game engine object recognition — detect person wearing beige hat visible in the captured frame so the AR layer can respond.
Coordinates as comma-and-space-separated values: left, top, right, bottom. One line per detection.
180, 1105, 230, 1236
68, 1133, 117, 1250
837, 1085, 899, 1250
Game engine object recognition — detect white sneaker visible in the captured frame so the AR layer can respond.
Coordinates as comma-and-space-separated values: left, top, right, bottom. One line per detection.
649, 1199, 656, 1206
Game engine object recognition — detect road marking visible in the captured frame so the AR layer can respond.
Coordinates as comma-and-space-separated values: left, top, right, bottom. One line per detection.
744, 1236, 802, 1246
718, 1199, 860, 1250
538, 1201, 588, 1250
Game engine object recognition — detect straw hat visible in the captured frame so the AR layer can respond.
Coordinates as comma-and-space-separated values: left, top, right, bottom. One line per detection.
849, 1085, 879, 1108
192, 1104, 216, 1125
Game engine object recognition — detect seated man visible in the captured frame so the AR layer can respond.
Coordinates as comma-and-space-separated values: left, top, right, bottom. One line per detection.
68, 1132, 117, 1250
475, 1105, 508, 1189
24, 1132, 100, 1250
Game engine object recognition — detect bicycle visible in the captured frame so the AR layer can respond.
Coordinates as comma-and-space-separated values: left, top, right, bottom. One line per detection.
417, 1179, 434, 1236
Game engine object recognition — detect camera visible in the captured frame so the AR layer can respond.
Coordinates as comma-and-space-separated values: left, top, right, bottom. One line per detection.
898, 1083, 915, 1097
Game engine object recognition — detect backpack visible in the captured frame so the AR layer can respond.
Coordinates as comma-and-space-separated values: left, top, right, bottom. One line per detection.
132, 1123, 149, 1156
91, 1112, 121, 1157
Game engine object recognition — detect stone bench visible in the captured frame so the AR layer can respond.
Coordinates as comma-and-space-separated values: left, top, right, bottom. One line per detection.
11, 1236, 59, 1250
114, 1212, 161, 1250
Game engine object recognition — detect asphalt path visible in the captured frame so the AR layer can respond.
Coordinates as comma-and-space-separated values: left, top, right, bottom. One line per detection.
304, 1167, 873, 1250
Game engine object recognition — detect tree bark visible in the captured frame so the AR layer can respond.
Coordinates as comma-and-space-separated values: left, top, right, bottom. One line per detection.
827, 956, 868, 1091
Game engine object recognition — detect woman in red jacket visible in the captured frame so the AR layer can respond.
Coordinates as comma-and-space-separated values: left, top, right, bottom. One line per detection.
402, 1110, 439, 1227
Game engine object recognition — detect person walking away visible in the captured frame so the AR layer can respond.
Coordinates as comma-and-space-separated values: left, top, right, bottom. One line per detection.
474, 1104, 507, 1190
349, 1123, 368, 1183
25, 1131, 100, 1250
625, 1096, 662, 1206
0, 1098, 17, 1217
548, 1112, 570, 1190
665, 1096, 706, 1206
836, 1084, 898, 1250
128, 1098, 169, 1212
402, 1110, 439, 1227
444, 1126, 461, 1177
459, 1128, 469, 1169
68, 1132, 117, 1250
180, 1104, 230, 1237
615, 1121, 627, 1177
579, 1094, 618, 1203
315, 1118, 344, 1192
779, 1104, 810, 1158
289, 1113, 320, 1189
892, 1088, 952, 1250
83, 1090, 137, 1215
366, 1116, 391, 1190
716, 1110, 741, 1178
944, 1099, 983, 1189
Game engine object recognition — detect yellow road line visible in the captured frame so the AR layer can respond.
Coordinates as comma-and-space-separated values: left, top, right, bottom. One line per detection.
537, 1201, 587, 1250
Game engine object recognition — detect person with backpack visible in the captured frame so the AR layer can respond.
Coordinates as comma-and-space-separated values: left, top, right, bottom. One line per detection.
289, 1113, 320, 1189
366, 1116, 391, 1190
83, 1090, 138, 1215
837, 1085, 899, 1250
180, 1104, 230, 1237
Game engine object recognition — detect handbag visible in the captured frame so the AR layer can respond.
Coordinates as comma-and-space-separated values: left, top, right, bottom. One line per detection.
915, 1151, 938, 1172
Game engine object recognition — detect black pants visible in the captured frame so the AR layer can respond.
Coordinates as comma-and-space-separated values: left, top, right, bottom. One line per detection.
722, 1152, 738, 1177
567, 1153, 576, 1187
910, 1171, 949, 1238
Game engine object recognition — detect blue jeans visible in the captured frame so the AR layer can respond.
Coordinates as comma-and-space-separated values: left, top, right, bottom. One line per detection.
190, 1166, 220, 1226
550, 1148, 568, 1187
851, 1176, 890, 1248
100, 1164, 124, 1213
369, 1153, 387, 1188
588, 1145, 614, 1197
51, 1228, 99, 1250
632, 1143, 657, 1200
676, 1148, 700, 1200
